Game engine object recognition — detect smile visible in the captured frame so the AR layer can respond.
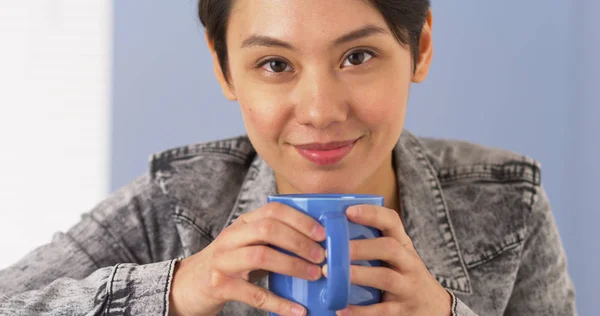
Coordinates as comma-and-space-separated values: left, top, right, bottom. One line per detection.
294, 138, 360, 166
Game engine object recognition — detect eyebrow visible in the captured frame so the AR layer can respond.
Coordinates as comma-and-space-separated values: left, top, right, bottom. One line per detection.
333, 25, 388, 46
240, 24, 389, 50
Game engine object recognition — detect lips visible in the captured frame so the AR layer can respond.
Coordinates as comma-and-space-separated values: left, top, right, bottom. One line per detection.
294, 138, 359, 166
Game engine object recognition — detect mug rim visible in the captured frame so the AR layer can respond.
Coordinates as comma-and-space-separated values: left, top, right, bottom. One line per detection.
268, 193, 383, 200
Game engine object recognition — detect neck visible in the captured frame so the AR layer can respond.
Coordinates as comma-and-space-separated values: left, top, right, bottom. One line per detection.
357, 153, 399, 211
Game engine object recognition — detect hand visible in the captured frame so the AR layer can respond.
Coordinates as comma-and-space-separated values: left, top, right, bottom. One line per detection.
325, 205, 452, 316
168, 202, 327, 316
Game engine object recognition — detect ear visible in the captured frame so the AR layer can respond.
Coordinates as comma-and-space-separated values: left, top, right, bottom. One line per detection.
412, 9, 433, 83
205, 32, 237, 101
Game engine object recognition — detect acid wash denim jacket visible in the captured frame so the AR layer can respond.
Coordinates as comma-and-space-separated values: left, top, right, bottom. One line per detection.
0, 130, 576, 315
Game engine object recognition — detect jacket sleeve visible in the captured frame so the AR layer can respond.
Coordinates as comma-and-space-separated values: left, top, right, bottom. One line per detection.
443, 291, 477, 316
0, 175, 184, 316
503, 186, 577, 315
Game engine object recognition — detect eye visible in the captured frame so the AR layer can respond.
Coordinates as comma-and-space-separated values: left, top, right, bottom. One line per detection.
260, 59, 293, 73
342, 50, 374, 67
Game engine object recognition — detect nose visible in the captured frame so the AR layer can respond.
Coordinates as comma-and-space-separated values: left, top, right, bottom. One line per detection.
293, 69, 348, 129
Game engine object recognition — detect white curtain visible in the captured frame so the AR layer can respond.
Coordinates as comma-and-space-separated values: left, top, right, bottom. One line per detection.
0, 0, 111, 268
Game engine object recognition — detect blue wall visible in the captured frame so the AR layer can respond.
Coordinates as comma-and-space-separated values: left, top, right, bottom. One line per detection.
112, 1, 599, 313
568, 0, 600, 310
112, 0, 245, 186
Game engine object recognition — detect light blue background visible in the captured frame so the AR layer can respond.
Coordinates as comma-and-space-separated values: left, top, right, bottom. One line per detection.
112, 1, 599, 314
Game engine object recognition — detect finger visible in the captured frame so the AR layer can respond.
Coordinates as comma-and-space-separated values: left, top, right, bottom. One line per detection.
323, 264, 403, 294
345, 205, 412, 247
223, 218, 326, 264
349, 237, 415, 268
336, 302, 400, 316
215, 245, 322, 281
237, 202, 326, 241
220, 279, 307, 316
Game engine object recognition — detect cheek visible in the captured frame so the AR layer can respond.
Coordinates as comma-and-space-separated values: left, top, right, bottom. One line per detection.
345, 57, 412, 131
237, 88, 288, 142
350, 79, 409, 132
228, 57, 287, 142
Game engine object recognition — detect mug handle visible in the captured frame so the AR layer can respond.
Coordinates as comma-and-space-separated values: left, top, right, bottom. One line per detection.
320, 212, 350, 310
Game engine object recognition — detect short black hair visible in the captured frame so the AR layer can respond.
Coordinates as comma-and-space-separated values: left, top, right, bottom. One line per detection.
199, 0, 431, 82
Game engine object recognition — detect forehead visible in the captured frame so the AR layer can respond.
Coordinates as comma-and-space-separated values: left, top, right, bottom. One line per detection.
227, 0, 388, 45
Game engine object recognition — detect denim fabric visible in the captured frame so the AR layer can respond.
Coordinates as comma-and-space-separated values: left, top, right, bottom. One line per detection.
0, 130, 576, 315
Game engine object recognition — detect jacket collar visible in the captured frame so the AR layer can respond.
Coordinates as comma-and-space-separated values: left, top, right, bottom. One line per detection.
392, 131, 472, 293
226, 130, 472, 294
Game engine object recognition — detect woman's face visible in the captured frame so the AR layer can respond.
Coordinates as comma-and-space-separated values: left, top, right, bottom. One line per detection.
212, 0, 432, 194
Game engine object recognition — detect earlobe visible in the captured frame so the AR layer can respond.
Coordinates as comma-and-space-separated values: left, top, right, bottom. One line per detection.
412, 10, 434, 83
205, 32, 237, 101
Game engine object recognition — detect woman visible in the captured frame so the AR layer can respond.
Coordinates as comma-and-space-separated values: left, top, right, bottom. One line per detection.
0, 0, 575, 315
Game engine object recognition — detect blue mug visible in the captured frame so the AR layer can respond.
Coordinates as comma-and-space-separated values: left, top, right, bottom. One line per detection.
267, 194, 383, 316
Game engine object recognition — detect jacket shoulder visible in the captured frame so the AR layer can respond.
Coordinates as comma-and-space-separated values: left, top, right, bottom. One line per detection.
147, 135, 256, 242
415, 135, 543, 268
149, 135, 255, 174
416, 136, 541, 186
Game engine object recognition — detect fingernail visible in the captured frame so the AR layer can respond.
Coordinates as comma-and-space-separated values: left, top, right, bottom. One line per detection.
291, 305, 305, 316
308, 265, 321, 279
322, 264, 328, 277
337, 308, 352, 316
311, 247, 324, 262
311, 225, 326, 240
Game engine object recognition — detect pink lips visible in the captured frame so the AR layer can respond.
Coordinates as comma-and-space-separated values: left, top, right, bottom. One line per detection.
294, 139, 358, 166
